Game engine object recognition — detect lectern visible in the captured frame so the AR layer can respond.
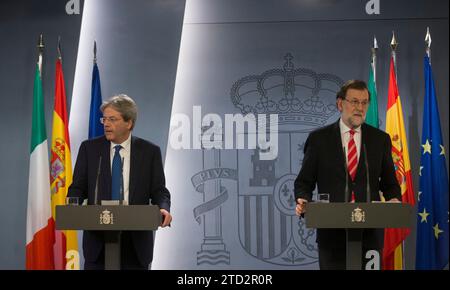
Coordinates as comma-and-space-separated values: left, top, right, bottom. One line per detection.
56, 205, 162, 270
305, 202, 412, 270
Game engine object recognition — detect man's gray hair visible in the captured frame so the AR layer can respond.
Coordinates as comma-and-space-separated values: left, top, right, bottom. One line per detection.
100, 94, 138, 130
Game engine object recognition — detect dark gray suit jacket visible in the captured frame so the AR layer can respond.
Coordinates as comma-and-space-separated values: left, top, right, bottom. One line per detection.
294, 120, 401, 249
68, 135, 170, 266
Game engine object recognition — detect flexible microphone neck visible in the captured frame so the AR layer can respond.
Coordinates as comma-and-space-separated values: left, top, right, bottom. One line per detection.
363, 143, 371, 202
343, 147, 349, 203
94, 156, 102, 205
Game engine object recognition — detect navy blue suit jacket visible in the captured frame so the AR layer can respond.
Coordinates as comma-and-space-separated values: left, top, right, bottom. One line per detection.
68, 135, 170, 266
294, 120, 401, 249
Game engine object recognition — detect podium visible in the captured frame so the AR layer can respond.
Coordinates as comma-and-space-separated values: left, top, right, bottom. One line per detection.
56, 205, 162, 270
305, 202, 413, 270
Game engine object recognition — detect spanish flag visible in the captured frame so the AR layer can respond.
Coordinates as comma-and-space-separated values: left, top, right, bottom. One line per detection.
50, 56, 79, 270
383, 56, 415, 270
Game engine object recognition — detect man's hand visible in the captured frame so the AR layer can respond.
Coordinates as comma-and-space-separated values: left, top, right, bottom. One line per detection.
296, 198, 308, 216
387, 198, 401, 203
160, 209, 172, 227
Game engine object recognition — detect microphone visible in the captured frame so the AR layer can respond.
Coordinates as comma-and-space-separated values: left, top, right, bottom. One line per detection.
343, 147, 349, 203
363, 143, 371, 203
94, 156, 102, 205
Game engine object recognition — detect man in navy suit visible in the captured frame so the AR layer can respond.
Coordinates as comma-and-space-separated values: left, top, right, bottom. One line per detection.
294, 80, 401, 270
68, 94, 172, 270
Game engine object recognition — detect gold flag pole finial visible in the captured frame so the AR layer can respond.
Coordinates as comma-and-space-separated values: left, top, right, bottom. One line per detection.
390, 31, 399, 80
390, 31, 398, 51
37, 34, 45, 77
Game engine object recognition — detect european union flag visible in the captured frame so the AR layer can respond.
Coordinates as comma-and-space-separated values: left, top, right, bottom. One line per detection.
415, 55, 449, 270
89, 63, 103, 139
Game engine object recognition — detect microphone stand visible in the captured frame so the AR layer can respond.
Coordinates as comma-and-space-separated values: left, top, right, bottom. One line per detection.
343, 147, 349, 202
363, 143, 371, 203
94, 156, 102, 205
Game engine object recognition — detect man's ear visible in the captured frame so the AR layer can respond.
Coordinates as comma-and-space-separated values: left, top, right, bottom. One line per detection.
126, 120, 133, 130
336, 99, 343, 112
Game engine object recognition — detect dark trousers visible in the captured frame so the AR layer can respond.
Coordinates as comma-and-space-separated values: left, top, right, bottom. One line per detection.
318, 246, 382, 270
318, 247, 346, 270
84, 232, 147, 270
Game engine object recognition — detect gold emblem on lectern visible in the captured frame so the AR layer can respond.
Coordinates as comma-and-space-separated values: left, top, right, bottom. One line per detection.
100, 209, 114, 225
351, 207, 365, 223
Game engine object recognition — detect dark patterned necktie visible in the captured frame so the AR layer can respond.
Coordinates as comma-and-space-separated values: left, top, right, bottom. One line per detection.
111, 145, 123, 200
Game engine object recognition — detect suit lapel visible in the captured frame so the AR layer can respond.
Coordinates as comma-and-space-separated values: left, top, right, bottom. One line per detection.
332, 120, 347, 178
129, 136, 141, 204
101, 137, 112, 200
355, 124, 369, 181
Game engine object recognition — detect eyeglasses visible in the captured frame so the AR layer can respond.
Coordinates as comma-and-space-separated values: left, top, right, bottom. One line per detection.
343, 98, 370, 108
100, 117, 122, 124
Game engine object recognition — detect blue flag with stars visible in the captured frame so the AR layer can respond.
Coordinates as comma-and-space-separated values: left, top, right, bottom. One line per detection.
89, 63, 103, 139
415, 55, 449, 270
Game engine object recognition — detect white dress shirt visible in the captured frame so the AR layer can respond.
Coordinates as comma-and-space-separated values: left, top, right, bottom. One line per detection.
110, 134, 131, 202
339, 118, 361, 166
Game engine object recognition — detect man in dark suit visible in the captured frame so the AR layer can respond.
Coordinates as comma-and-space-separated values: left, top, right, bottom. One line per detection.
68, 94, 172, 270
294, 80, 401, 270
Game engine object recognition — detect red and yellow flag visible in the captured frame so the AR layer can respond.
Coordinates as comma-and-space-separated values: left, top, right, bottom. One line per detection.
383, 57, 415, 270
50, 58, 79, 270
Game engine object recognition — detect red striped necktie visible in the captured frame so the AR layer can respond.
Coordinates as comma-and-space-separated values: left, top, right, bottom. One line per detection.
347, 129, 358, 202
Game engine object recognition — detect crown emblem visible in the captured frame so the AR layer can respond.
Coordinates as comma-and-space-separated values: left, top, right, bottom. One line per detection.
351, 207, 366, 223
230, 53, 344, 129
100, 209, 114, 225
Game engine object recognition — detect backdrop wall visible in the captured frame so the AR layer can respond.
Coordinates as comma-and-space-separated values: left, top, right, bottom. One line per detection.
0, 0, 447, 270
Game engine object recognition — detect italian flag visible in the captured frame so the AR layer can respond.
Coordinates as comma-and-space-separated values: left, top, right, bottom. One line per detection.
26, 64, 55, 269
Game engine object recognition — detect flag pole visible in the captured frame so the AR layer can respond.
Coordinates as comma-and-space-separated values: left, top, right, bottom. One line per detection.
57, 36, 62, 61
390, 31, 399, 84
93, 40, 97, 64
425, 27, 432, 62
37, 34, 44, 77
89, 40, 104, 139
371, 36, 378, 84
